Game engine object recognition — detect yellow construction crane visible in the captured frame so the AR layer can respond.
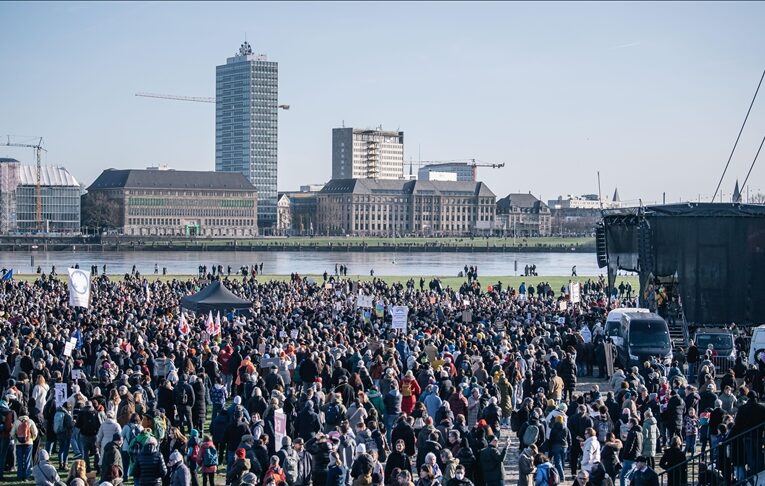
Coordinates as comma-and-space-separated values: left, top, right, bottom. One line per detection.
135, 92, 290, 110
408, 158, 506, 181
2, 136, 46, 230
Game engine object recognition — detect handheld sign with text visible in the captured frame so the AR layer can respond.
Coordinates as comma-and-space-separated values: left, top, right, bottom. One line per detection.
391, 306, 408, 331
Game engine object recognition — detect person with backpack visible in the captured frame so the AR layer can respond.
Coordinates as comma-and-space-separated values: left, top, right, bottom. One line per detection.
0, 397, 18, 480
198, 435, 218, 486
75, 400, 101, 472
533, 453, 559, 486
54, 402, 74, 470
121, 413, 142, 474
323, 394, 347, 433
278, 436, 300, 486
174, 375, 196, 434
12, 408, 39, 479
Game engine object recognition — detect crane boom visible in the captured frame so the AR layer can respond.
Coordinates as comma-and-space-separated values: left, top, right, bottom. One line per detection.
136, 92, 215, 103
407, 158, 506, 181
2, 136, 46, 230
135, 92, 290, 110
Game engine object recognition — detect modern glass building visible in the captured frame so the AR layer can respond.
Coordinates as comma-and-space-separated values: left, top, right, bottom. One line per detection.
216, 41, 278, 231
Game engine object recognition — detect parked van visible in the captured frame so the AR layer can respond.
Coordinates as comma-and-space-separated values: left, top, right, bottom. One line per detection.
605, 308, 650, 347
749, 325, 765, 366
613, 311, 673, 368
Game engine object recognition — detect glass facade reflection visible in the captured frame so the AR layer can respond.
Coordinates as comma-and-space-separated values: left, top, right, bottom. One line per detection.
215, 41, 278, 231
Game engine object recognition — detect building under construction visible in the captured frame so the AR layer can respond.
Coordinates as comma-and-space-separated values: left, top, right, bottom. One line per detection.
0, 158, 81, 234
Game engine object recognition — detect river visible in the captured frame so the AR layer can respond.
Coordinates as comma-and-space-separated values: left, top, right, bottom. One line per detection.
2, 250, 603, 277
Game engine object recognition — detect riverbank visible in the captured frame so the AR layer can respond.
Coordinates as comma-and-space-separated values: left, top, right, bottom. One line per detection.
13, 273, 639, 291
0, 235, 595, 253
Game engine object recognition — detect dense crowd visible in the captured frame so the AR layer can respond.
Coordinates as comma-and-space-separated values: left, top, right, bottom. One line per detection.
0, 270, 762, 486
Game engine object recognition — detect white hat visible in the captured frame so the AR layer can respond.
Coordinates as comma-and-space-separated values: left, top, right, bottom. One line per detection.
356, 443, 367, 455
168, 451, 183, 466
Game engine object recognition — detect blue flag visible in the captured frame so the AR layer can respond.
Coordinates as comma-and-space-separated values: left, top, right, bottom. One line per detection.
1, 269, 12, 281
72, 329, 83, 350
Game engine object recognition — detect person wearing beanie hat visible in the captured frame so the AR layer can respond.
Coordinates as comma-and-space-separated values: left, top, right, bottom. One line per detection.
226, 448, 251, 486
168, 450, 190, 486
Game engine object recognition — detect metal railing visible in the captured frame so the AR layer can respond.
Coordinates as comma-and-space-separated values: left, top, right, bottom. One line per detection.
657, 420, 765, 486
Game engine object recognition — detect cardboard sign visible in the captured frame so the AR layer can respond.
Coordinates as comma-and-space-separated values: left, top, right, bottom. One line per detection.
63, 341, 74, 357
391, 306, 408, 330
570, 282, 581, 304
55, 383, 68, 407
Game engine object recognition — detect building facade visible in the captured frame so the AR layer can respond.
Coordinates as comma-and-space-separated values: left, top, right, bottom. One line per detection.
276, 189, 320, 236
548, 189, 622, 210
87, 168, 257, 237
0, 158, 80, 234
317, 179, 495, 236
496, 192, 551, 237
216, 41, 278, 231
332, 128, 404, 180
417, 162, 475, 182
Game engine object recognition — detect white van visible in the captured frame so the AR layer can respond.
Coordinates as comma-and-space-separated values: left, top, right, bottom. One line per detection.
748, 325, 765, 365
605, 308, 650, 347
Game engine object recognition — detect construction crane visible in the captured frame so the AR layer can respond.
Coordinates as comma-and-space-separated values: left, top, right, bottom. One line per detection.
408, 158, 506, 181
2, 136, 46, 230
135, 92, 290, 110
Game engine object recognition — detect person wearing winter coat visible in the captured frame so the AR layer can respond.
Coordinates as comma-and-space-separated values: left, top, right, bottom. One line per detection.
385, 440, 412, 482
592, 407, 613, 445
658, 437, 686, 486
32, 450, 61, 486
133, 438, 167, 486
548, 415, 570, 481
297, 402, 322, 442
198, 436, 218, 486
580, 428, 601, 474
446, 465, 474, 486
97, 411, 122, 462
618, 420, 642, 486
533, 455, 556, 486
227, 448, 252, 486
640, 411, 659, 468
168, 451, 191, 486
518, 445, 538, 486
277, 436, 300, 486
263, 455, 288, 486
100, 434, 124, 486
391, 417, 416, 457
600, 434, 622, 480
326, 452, 348, 486
479, 436, 507, 486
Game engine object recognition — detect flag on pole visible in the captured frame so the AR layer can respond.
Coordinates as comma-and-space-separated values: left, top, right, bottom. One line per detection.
178, 313, 190, 336
214, 311, 222, 336
72, 329, 83, 350
1, 269, 13, 281
206, 311, 215, 335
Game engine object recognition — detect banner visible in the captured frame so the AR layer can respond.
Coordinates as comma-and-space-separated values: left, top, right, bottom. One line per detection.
391, 306, 408, 330
374, 302, 385, 318
67, 268, 91, 308
362, 309, 372, 324
206, 311, 215, 335
570, 282, 581, 304
54, 383, 68, 407
274, 410, 287, 452
357, 295, 373, 309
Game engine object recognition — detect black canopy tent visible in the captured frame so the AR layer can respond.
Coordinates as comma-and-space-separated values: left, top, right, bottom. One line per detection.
180, 281, 252, 315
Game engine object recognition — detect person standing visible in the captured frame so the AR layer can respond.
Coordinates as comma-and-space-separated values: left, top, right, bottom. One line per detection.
0, 398, 18, 480
628, 456, 659, 486
479, 436, 507, 486
11, 409, 39, 480
32, 450, 61, 486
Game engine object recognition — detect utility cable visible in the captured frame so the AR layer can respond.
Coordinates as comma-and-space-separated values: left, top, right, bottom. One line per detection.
741, 132, 765, 190
712, 69, 765, 201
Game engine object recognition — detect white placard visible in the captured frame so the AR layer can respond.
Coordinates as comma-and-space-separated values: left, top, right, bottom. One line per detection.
55, 383, 68, 407
274, 409, 286, 452
63, 341, 74, 357
391, 306, 408, 330
570, 282, 581, 304
290, 329, 299, 340
581, 326, 592, 343
67, 268, 91, 308
356, 295, 373, 308
71, 369, 84, 380
557, 316, 566, 325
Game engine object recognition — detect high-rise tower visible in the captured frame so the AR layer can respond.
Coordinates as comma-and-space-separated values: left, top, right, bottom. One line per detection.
216, 41, 278, 230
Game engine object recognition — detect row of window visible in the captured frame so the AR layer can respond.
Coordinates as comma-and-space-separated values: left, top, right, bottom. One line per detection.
127, 218, 256, 227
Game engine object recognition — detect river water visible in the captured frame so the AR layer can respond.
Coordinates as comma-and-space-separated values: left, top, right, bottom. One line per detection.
2, 250, 602, 277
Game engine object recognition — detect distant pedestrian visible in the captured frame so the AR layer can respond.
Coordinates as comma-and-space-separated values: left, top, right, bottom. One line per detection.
572, 266, 577, 277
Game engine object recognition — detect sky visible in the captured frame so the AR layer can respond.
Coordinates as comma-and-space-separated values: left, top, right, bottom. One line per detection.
1, 1, 765, 205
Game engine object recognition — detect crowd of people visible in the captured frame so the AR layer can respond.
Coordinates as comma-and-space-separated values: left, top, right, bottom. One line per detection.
0, 268, 762, 486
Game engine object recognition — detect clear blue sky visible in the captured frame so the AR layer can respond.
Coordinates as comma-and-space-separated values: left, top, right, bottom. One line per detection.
2, 1, 764, 204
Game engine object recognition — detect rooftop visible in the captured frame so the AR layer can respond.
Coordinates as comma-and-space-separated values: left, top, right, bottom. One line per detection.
320, 178, 494, 197
18, 165, 79, 187
88, 169, 255, 191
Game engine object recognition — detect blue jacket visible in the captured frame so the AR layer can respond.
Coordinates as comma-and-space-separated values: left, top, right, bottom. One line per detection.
326, 465, 348, 486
